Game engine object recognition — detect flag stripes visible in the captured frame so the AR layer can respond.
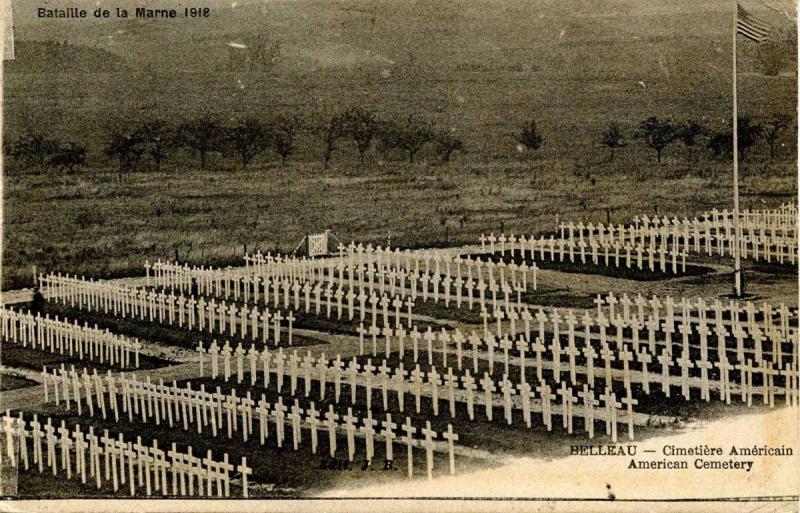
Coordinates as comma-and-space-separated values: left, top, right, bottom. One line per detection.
737, 4, 771, 43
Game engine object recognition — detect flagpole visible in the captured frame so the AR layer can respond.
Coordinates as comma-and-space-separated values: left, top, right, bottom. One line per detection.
732, 0, 743, 297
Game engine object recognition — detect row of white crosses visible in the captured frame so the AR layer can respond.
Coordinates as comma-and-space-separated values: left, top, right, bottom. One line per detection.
147, 257, 420, 337
334, 243, 457, 281
246, 251, 334, 281
479, 301, 800, 408
154, 243, 537, 320
0, 412, 247, 497
152, 269, 417, 332
315, 256, 531, 316
699, 205, 797, 263
249, 243, 530, 308
0, 307, 141, 368
551, 204, 797, 264
244, 248, 467, 297
621, 207, 797, 264
365, 304, 793, 413
149, 252, 337, 295
148, 258, 332, 302
735, 204, 797, 238
261, 277, 413, 328
328, 288, 800, 402
595, 292, 798, 344
589, 293, 798, 373
204, 248, 425, 294
480, 232, 687, 275
146, 258, 282, 302
195, 341, 643, 442
200, 246, 533, 315
334, 251, 536, 312
336, 243, 537, 293
564, 218, 707, 255
311, 249, 534, 321
700, 203, 797, 229
40, 273, 296, 347
42, 367, 458, 480
147, 259, 274, 295
419, 308, 800, 409
150, 259, 528, 344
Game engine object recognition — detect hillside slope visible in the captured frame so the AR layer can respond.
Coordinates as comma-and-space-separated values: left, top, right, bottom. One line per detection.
4, 0, 796, 158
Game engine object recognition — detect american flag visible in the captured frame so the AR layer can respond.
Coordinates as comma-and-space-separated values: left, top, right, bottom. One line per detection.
737, 3, 772, 43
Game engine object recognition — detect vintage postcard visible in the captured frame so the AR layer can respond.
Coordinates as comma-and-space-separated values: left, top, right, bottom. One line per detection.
0, 0, 797, 511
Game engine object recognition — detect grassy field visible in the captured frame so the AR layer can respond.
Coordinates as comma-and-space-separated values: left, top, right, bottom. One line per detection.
3, 156, 795, 290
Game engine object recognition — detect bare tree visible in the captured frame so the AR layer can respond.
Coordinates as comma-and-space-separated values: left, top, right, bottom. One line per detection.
136, 120, 175, 172
105, 129, 145, 180
637, 116, 678, 163
707, 131, 732, 159
736, 116, 763, 162
8, 132, 59, 172
677, 121, 704, 162
515, 119, 544, 152
177, 116, 223, 169
388, 115, 433, 164
273, 115, 301, 166
50, 142, 87, 173
319, 113, 348, 169
226, 118, 272, 168
433, 130, 463, 162
761, 114, 792, 160
601, 123, 626, 161
343, 108, 381, 164
706, 117, 765, 162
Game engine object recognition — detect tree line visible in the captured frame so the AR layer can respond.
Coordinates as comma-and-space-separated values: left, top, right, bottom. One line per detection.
6, 108, 464, 175
6, 134, 87, 173
512, 114, 792, 164
601, 114, 793, 164
458, 113, 792, 165
6, 109, 792, 174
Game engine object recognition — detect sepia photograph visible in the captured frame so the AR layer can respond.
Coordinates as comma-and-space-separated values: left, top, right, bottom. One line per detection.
0, 0, 797, 509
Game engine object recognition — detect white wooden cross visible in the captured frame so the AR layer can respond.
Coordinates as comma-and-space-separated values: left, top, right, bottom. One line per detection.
400, 417, 417, 478
361, 412, 378, 464
306, 402, 320, 454
343, 408, 357, 463
374, 411, 394, 464
421, 421, 436, 480
480, 373, 495, 421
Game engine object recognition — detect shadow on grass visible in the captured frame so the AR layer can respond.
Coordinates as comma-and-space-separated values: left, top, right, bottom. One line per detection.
475, 253, 716, 282
40, 303, 327, 352
1, 343, 174, 373
0, 372, 38, 392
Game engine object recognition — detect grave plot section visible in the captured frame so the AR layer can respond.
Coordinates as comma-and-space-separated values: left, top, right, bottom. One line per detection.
148, 245, 537, 327
27, 368, 466, 495
38, 274, 324, 350
189, 335, 687, 446
478, 231, 712, 280
0, 411, 250, 498
478, 204, 797, 281
6, 206, 797, 499
0, 308, 174, 373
